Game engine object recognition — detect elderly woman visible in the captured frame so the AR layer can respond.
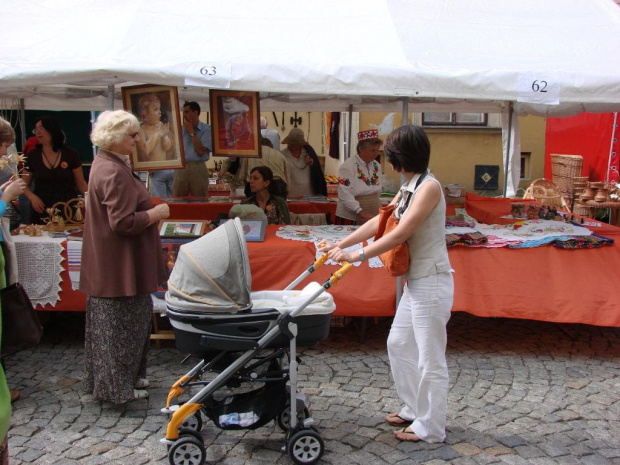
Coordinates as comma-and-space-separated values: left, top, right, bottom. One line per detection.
0, 117, 26, 464
335, 129, 383, 224
280, 128, 326, 198
22, 116, 88, 224
320, 125, 453, 444
241, 166, 290, 224
80, 110, 170, 403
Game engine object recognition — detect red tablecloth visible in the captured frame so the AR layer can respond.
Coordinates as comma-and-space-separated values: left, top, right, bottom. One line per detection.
39, 198, 620, 327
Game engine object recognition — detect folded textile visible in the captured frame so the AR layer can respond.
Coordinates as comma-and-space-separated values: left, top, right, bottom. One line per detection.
446, 231, 488, 247
552, 234, 614, 249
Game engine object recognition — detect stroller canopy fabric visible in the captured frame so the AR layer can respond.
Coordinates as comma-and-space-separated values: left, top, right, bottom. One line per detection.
166, 219, 252, 314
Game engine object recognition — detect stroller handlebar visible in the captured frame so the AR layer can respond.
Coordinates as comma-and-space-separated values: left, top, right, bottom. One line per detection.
328, 261, 352, 287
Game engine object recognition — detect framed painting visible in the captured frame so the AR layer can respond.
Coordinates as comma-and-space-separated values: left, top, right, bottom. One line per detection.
209, 89, 261, 158
223, 218, 267, 242
121, 84, 185, 170
155, 238, 193, 296
159, 220, 207, 238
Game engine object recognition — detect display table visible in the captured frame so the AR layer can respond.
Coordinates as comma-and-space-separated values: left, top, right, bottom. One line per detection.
19, 194, 620, 327
153, 197, 338, 223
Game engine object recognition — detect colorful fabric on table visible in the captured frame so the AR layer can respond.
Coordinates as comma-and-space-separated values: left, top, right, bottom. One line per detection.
276, 225, 358, 243
67, 240, 83, 290
475, 220, 591, 244
508, 235, 573, 249
552, 234, 614, 249
446, 232, 488, 247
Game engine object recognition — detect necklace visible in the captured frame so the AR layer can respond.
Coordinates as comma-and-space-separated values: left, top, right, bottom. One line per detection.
42, 148, 61, 169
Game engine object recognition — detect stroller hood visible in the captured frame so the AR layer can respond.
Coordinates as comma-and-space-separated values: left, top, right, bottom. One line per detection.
166, 218, 252, 313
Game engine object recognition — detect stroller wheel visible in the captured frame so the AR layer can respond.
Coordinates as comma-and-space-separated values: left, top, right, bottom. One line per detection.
178, 428, 203, 443
180, 411, 203, 432
287, 429, 324, 465
277, 406, 310, 432
167, 436, 206, 465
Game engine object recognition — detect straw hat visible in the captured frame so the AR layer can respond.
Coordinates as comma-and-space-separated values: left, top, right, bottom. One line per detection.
282, 128, 307, 145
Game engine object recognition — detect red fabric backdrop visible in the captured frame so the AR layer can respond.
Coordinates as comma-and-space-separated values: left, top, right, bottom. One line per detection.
545, 113, 619, 184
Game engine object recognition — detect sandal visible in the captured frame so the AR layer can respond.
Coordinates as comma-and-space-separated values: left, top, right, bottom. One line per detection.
385, 412, 412, 426
394, 426, 421, 442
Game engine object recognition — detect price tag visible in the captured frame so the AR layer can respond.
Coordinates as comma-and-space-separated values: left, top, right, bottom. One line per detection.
518, 73, 560, 105
182, 62, 232, 88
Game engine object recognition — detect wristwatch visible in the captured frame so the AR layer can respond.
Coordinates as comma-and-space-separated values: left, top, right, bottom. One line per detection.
358, 248, 366, 262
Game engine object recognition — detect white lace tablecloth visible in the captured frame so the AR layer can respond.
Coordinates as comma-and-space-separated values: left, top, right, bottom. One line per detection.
12, 234, 65, 307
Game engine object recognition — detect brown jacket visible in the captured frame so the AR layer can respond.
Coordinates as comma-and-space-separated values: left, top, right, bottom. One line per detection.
79, 150, 166, 297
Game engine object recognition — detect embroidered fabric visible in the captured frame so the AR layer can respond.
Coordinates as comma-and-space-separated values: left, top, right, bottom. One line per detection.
67, 240, 83, 290
13, 235, 65, 307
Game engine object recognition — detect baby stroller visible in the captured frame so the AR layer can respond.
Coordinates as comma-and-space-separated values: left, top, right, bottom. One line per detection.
160, 218, 351, 465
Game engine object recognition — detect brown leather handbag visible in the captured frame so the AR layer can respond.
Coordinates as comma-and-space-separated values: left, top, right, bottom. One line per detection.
1, 282, 43, 357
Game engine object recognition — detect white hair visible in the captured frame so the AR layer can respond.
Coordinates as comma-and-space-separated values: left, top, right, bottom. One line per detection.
90, 110, 139, 149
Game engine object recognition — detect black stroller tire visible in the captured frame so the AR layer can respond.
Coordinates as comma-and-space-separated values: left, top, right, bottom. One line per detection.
168, 436, 206, 465
287, 429, 324, 465
277, 406, 311, 432
180, 411, 203, 432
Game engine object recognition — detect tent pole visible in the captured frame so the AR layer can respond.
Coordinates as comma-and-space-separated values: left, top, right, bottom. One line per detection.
346, 104, 353, 159
107, 85, 115, 110
605, 112, 618, 184
19, 99, 26, 149
502, 102, 513, 197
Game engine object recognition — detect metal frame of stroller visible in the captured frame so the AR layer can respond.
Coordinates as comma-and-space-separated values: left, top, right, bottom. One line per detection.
161, 246, 351, 465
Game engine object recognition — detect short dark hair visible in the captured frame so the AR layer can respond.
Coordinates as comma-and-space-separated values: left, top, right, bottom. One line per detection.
36, 116, 66, 151
183, 101, 201, 114
384, 125, 430, 174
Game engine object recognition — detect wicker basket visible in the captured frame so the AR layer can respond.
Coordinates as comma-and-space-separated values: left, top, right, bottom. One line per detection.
523, 178, 566, 208
551, 154, 583, 198
573, 202, 595, 218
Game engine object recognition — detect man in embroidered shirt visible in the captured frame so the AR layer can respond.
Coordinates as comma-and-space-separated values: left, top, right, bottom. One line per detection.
172, 101, 212, 196
335, 129, 383, 224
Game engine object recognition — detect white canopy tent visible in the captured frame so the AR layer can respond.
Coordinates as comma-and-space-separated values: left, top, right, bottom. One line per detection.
2, 0, 620, 195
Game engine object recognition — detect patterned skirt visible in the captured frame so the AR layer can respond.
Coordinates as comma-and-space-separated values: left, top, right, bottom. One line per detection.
83, 294, 152, 404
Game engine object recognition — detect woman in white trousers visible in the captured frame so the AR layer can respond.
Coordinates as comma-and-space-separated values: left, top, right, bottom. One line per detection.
320, 124, 453, 443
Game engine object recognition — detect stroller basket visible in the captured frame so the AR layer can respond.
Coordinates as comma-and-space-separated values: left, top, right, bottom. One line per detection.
204, 378, 288, 430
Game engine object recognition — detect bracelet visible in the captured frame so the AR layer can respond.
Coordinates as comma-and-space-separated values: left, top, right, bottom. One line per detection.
358, 248, 366, 262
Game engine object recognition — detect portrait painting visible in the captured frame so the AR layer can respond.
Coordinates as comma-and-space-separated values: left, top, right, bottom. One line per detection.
121, 84, 185, 170
209, 89, 261, 158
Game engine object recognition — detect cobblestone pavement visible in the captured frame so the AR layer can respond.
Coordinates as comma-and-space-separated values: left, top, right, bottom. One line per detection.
6, 312, 620, 464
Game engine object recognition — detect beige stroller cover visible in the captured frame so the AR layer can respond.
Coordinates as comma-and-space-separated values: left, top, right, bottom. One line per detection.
166, 218, 252, 313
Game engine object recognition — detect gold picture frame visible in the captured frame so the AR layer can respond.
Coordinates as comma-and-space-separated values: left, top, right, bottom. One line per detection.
209, 89, 261, 158
121, 84, 185, 170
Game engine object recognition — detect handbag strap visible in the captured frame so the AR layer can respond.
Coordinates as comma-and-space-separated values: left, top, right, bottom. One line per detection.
396, 170, 428, 217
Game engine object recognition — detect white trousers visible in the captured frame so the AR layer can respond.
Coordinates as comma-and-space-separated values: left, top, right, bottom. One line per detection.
387, 272, 454, 443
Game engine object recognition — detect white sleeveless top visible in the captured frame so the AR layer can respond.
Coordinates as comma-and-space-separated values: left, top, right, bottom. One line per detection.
395, 171, 452, 280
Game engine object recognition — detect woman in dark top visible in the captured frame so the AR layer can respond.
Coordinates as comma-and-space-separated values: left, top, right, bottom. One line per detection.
241, 166, 290, 224
23, 117, 88, 224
